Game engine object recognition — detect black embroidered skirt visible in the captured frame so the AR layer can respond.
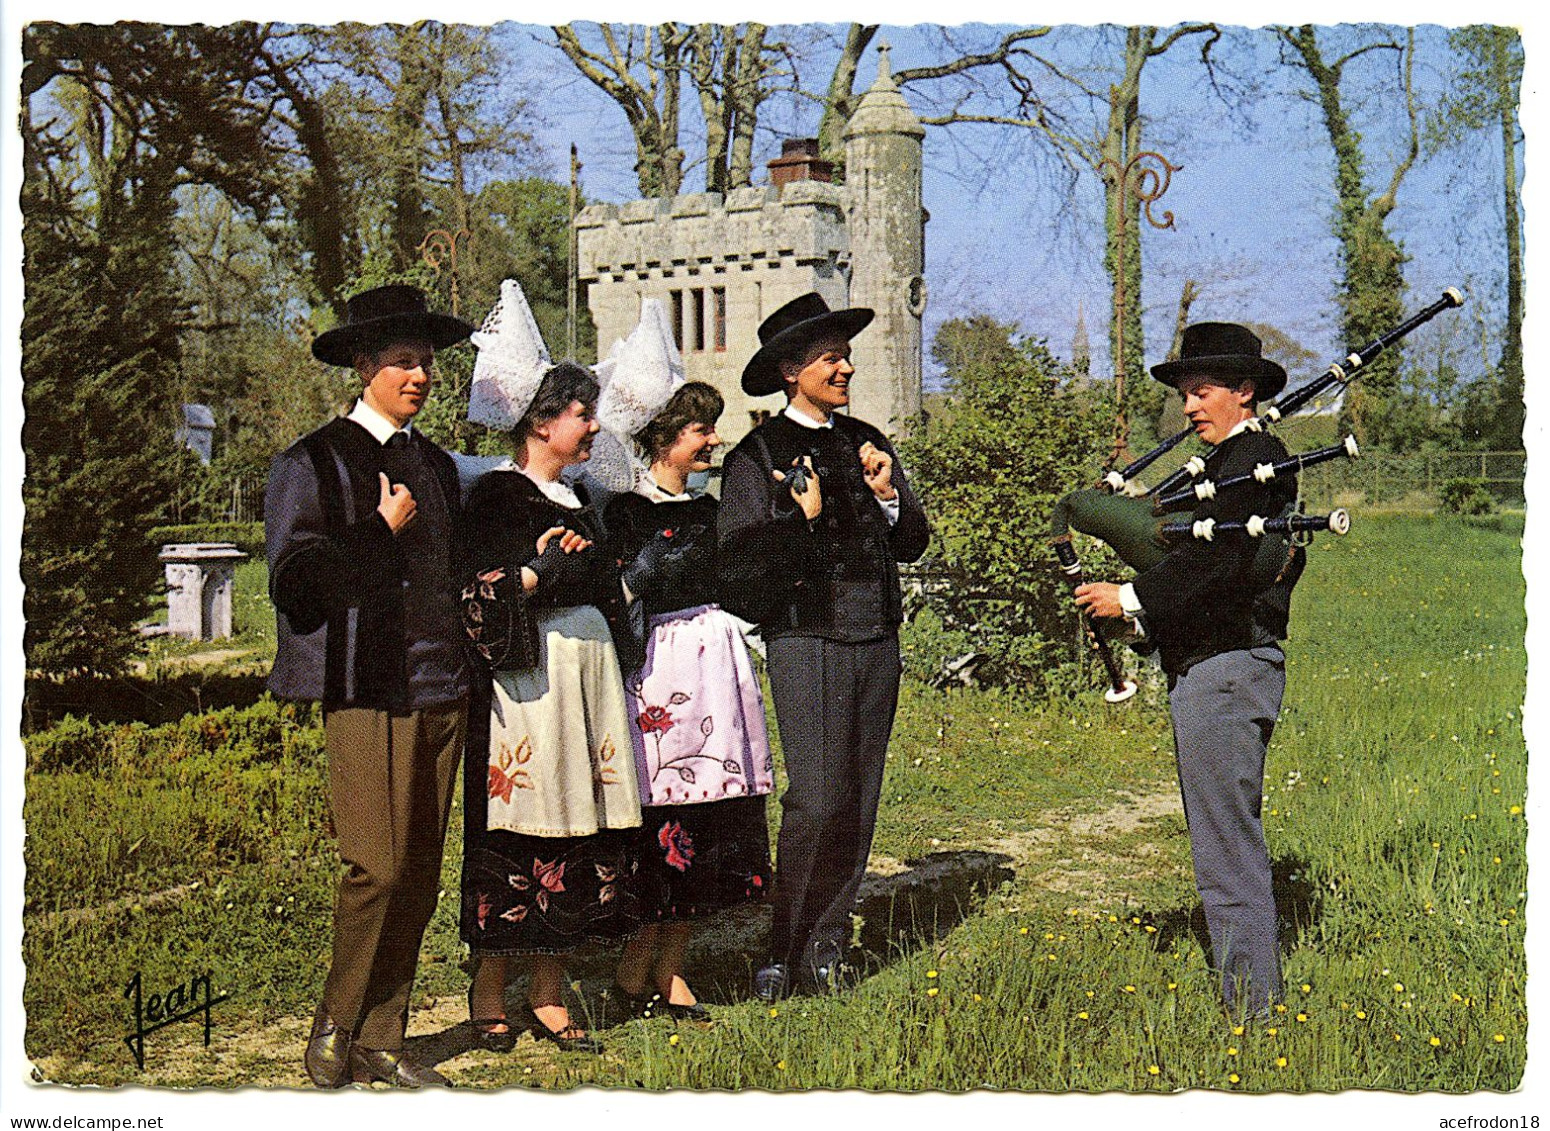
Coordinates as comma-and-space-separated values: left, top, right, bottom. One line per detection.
636, 796, 772, 922
462, 827, 644, 955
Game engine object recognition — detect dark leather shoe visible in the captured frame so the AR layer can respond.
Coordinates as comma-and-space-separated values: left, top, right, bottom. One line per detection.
610, 982, 660, 1020
752, 963, 791, 1002
663, 1000, 713, 1023
802, 961, 860, 996
304, 1005, 352, 1089
349, 1046, 453, 1088
524, 1009, 603, 1054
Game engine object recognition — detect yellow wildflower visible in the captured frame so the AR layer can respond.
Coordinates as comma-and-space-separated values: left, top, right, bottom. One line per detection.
1429, 1036, 1441, 1047
1147, 1065, 1160, 1076
669, 1034, 681, 1047
1276, 1057, 1288, 1068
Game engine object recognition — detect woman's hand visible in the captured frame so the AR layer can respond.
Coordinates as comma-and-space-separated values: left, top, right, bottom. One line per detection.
773, 456, 822, 521
536, 525, 592, 556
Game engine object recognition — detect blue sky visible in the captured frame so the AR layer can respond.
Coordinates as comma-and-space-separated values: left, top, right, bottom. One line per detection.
495, 20, 1512, 391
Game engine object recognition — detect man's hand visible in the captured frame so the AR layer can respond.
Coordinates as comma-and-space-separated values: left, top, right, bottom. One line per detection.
773, 456, 822, 521
1073, 581, 1124, 619
858, 441, 896, 501
377, 472, 417, 534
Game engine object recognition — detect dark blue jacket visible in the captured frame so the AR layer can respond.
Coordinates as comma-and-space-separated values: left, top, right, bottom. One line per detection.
265, 416, 469, 710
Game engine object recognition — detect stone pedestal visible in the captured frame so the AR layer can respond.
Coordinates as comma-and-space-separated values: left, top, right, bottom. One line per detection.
159, 543, 249, 641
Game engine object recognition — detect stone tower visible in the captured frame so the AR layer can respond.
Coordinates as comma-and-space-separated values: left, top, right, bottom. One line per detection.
574, 47, 926, 448
842, 43, 926, 432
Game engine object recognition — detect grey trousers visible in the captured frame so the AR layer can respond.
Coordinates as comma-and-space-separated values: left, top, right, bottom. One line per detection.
322, 698, 466, 1049
765, 633, 901, 979
1168, 646, 1285, 1012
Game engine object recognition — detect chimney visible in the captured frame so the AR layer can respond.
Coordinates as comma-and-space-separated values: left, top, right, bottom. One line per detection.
767, 138, 833, 189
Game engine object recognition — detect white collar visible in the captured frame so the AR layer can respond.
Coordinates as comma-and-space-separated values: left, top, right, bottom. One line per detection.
520, 465, 582, 509
1224, 416, 1256, 441
637, 473, 696, 503
348, 398, 413, 446
782, 404, 834, 430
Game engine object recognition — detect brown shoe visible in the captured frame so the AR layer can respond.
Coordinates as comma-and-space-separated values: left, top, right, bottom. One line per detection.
349, 1046, 453, 1088
304, 1005, 352, 1089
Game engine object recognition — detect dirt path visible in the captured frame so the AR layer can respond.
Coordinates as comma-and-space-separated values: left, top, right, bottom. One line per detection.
30, 781, 1184, 1088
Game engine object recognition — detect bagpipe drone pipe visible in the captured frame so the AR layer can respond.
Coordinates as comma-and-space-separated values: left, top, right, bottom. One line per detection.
1050, 288, 1464, 703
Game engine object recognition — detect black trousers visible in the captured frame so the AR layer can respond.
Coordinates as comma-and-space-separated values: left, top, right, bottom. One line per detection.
764, 633, 901, 979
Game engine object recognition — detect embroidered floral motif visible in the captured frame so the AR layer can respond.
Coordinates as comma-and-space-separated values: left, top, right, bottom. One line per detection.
597, 862, 618, 905
477, 891, 493, 930
639, 705, 675, 734
594, 734, 622, 787
533, 858, 566, 911
632, 686, 728, 788
500, 904, 529, 923
659, 821, 695, 872
489, 736, 534, 801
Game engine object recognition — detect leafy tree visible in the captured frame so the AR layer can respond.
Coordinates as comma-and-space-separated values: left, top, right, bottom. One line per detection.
1430, 25, 1523, 451
1275, 25, 1418, 446
899, 316, 1114, 689
21, 23, 284, 671
21, 133, 187, 673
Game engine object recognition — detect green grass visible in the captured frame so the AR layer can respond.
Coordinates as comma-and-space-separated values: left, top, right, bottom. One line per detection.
21, 512, 1525, 1091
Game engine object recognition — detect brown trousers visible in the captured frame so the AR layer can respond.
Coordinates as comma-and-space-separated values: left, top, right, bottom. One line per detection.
321, 698, 466, 1049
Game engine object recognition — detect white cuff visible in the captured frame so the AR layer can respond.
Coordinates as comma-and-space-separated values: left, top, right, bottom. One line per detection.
878, 494, 900, 526
1118, 582, 1144, 618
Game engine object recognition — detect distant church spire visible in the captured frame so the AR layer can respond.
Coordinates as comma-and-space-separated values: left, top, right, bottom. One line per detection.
1072, 299, 1091, 376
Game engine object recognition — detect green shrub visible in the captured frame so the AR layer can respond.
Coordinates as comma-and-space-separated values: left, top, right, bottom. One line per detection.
146, 521, 266, 556
899, 316, 1114, 690
1439, 477, 1496, 515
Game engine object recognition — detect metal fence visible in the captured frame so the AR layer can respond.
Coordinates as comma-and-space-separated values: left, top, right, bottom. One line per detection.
1287, 450, 1524, 509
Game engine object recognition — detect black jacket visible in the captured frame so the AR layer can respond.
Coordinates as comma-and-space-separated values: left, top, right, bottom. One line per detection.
266, 417, 469, 709
716, 413, 929, 641
1132, 427, 1303, 675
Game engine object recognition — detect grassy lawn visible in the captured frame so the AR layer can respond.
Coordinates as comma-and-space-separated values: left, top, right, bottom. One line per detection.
21, 512, 1525, 1091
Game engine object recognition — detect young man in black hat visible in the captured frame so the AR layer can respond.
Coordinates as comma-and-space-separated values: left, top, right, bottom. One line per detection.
717, 293, 930, 1000
266, 285, 475, 1086
1077, 322, 1302, 1016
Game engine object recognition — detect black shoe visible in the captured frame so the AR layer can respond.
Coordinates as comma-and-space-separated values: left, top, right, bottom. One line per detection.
525, 1008, 603, 1054
304, 1004, 352, 1089
466, 983, 517, 1053
803, 961, 861, 996
349, 1046, 453, 1088
663, 1000, 713, 1023
752, 963, 791, 1002
610, 982, 661, 1020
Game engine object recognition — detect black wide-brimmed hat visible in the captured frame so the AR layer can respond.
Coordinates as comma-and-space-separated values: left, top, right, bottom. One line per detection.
312, 284, 476, 368
1150, 322, 1287, 400
741, 292, 874, 396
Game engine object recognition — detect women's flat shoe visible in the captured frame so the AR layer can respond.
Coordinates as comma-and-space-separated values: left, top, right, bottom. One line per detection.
610, 982, 659, 1020
526, 1009, 603, 1054
663, 1000, 712, 1023
467, 968, 517, 1052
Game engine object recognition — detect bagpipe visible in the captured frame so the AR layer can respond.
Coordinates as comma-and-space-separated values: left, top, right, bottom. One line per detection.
1052, 288, 1464, 703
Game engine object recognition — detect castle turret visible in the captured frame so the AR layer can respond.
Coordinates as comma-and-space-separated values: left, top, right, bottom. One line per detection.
843, 43, 926, 431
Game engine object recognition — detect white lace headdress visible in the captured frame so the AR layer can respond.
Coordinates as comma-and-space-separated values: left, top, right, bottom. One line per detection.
467, 278, 552, 432
588, 299, 686, 491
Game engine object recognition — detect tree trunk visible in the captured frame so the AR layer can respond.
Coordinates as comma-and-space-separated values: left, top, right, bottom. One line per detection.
388, 26, 432, 268
727, 24, 767, 188
1099, 28, 1150, 465
260, 46, 355, 322
1281, 25, 1412, 445
817, 23, 878, 181
1495, 31, 1523, 443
